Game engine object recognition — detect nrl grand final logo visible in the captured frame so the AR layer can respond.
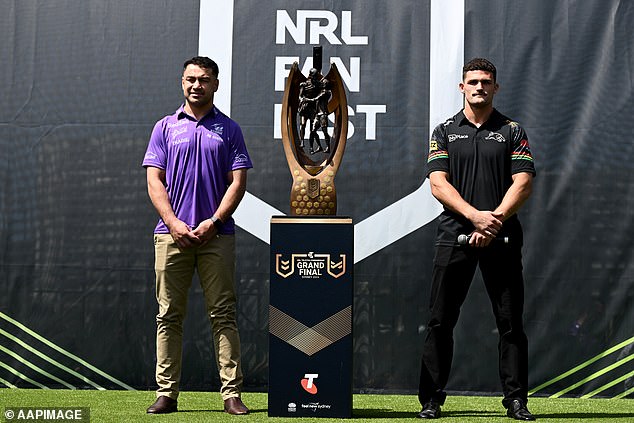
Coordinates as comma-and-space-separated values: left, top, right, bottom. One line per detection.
275, 252, 347, 279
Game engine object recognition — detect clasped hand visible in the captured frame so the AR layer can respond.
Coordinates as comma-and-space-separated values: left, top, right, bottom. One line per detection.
169, 219, 218, 248
468, 210, 504, 247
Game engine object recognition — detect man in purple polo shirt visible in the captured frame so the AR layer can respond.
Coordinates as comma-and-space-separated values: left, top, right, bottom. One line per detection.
143, 56, 252, 415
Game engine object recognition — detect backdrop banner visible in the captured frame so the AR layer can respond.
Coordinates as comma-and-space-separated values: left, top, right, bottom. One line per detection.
0, 0, 632, 398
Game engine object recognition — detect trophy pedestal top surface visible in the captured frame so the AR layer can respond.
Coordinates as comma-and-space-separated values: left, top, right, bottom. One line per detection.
271, 215, 352, 224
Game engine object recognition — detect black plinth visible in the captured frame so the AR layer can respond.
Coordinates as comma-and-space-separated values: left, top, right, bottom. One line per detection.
268, 216, 353, 418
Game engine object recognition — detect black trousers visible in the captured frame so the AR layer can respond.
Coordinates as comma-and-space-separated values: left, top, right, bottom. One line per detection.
418, 244, 529, 408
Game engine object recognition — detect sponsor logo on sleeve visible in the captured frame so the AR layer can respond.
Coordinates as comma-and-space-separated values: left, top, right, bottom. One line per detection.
144, 152, 158, 161
235, 153, 249, 163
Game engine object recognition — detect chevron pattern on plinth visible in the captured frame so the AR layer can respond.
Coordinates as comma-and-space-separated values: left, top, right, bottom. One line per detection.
269, 305, 351, 356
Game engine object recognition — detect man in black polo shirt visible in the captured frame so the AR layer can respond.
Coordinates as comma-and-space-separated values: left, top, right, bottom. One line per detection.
418, 58, 536, 421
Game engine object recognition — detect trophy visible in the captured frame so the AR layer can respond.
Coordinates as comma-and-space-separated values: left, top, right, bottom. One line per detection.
281, 46, 348, 215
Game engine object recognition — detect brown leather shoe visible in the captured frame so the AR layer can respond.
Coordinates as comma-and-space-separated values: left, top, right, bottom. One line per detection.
147, 396, 177, 414
224, 397, 249, 415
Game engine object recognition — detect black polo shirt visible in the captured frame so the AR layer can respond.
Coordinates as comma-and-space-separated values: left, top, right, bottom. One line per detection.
426, 109, 536, 247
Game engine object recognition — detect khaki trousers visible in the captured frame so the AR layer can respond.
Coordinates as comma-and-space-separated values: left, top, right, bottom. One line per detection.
153, 233, 243, 400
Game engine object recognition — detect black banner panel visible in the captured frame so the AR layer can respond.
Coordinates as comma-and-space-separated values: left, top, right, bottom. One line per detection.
269, 217, 353, 418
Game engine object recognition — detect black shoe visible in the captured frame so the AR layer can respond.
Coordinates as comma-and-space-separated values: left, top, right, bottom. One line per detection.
417, 401, 441, 419
506, 399, 535, 421
146, 396, 177, 414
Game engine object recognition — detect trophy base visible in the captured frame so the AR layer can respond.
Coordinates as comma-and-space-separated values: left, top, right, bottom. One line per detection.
290, 167, 337, 216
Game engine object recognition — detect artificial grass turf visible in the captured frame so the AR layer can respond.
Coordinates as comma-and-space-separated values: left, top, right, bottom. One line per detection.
1, 389, 632, 422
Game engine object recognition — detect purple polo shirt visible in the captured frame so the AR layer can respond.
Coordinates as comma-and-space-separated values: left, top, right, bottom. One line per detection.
142, 105, 253, 234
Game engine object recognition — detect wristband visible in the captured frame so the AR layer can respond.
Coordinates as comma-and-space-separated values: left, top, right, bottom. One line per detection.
210, 215, 224, 230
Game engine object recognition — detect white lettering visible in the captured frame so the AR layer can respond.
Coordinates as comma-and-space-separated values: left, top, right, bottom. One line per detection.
275, 56, 299, 91
274, 103, 283, 138
167, 120, 187, 128
171, 127, 187, 136
296, 260, 325, 269
275, 57, 360, 93
330, 57, 360, 92
346, 106, 355, 139
276, 10, 367, 45
172, 138, 190, 146
13, 408, 84, 420
308, 11, 340, 45
273, 9, 378, 143
341, 11, 368, 44
276, 10, 305, 44
356, 105, 387, 140
299, 268, 320, 276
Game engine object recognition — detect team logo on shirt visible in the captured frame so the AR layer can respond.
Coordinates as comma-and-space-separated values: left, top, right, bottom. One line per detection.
210, 123, 224, 136
429, 140, 438, 151
485, 132, 506, 143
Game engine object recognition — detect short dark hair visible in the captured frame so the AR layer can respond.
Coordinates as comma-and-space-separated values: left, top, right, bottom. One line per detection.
462, 58, 496, 82
183, 56, 219, 77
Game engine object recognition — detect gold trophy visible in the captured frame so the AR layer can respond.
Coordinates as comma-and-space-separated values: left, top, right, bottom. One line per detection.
281, 47, 348, 215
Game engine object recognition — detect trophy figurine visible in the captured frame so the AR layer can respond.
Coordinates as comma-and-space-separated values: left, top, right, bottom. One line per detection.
281, 46, 348, 216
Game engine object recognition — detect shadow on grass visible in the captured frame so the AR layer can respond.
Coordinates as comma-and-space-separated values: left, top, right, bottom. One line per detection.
176, 408, 269, 414
353, 408, 501, 419
170, 407, 268, 416
355, 409, 634, 420
442, 410, 503, 418
537, 412, 634, 419
353, 408, 416, 418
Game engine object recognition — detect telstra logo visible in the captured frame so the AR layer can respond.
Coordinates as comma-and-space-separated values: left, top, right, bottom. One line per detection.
301, 373, 319, 394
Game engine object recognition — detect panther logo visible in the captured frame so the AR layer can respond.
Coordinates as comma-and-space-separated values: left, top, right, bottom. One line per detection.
485, 132, 506, 143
